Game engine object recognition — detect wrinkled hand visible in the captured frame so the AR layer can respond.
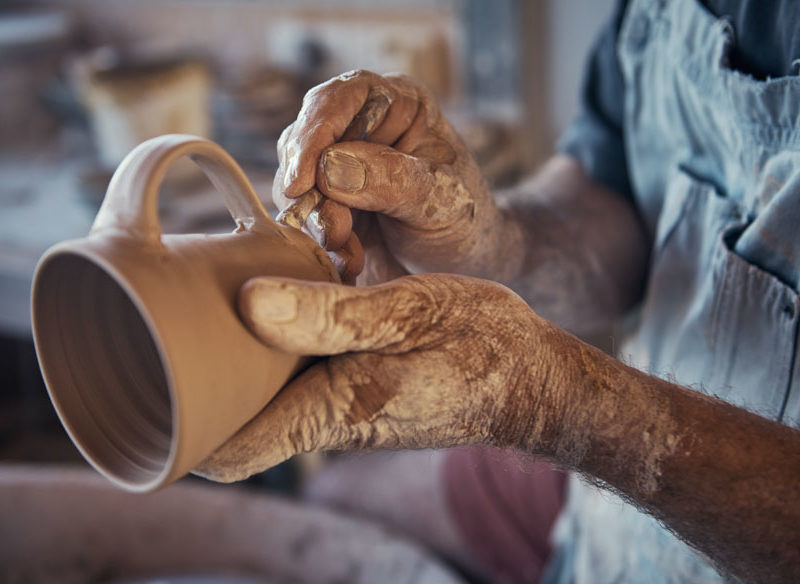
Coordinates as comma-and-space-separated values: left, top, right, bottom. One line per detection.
274, 70, 504, 285
195, 274, 561, 483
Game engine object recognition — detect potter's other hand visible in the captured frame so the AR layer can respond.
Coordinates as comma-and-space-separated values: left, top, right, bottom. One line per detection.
274, 70, 505, 284
195, 274, 561, 483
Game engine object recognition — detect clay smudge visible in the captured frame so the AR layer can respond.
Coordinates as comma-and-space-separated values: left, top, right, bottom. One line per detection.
344, 379, 398, 425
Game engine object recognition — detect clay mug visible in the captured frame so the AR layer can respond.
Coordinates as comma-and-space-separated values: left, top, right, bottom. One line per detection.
31, 134, 339, 493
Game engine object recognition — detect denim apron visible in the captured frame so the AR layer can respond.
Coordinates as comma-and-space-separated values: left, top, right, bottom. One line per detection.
548, 0, 800, 582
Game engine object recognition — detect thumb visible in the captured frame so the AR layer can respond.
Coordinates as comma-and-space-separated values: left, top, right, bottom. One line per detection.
238, 276, 441, 356
315, 142, 438, 224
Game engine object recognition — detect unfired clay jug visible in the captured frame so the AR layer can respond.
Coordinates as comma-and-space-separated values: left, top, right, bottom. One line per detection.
31, 134, 339, 493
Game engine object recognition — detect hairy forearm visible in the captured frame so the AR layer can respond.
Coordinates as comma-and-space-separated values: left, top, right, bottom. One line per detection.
516, 327, 800, 584
490, 155, 648, 334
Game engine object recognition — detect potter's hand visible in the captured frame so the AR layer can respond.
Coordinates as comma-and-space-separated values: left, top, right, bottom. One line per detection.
274, 70, 506, 285
195, 273, 561, 482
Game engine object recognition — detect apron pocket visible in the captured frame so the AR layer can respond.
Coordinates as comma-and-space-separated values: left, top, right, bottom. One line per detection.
704, 223, 799, 418
626, 167, 797, 420
625, 168, 740, 383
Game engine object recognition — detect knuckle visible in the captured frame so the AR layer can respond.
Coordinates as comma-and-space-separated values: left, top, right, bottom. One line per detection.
305, 70, 383, 107
405, 275, 490, 327
307, 119, 336, 143
388, 150, 429, 186
373, 280, 442, 350
302, 82, 328, 106
302, 70, 374, 103
336, 68, 378, 83
293, 120, 336, 153
400, 276, 445, 312
393, 279, 439, 314
337, 68, 365, 81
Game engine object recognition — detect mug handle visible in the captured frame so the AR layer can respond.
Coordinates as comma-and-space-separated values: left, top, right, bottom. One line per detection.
91, 134, 276, 246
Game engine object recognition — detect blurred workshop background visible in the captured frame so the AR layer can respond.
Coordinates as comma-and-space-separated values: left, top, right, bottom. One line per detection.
0, 1, 612, 581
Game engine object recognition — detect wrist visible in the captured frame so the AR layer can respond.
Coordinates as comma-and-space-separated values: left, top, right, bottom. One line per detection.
512, 330, 660, 475
485, 312, 572, 454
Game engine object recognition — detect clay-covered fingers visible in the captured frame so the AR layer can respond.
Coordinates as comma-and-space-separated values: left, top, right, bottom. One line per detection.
272, 183, 363, 282
316, 141, 468, 228
194, 349, 410, 482
193, 358, 359, 482
303, 199, 352, 251
237, 275, 450, 357
315, 142, 428, 216
279, 70, 423, 200
325, 231, 364, 285
200, 273, 545, 483
273, 171, 352, 251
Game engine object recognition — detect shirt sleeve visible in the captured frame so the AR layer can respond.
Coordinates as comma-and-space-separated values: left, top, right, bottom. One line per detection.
557, 0, 633, 200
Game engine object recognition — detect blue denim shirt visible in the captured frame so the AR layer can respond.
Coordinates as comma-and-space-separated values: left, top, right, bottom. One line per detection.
550, 0, 800, 581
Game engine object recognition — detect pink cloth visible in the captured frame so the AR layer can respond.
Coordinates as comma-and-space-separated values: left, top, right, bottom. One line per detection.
443, 445, 567, 584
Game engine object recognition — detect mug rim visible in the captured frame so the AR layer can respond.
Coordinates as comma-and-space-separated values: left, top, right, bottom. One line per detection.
31, 241, 179, 493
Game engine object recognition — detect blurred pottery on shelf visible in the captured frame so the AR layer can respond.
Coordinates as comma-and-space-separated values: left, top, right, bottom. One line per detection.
77, 55, 212, 172
213, 67, 304, 169
31, 134, 339, 493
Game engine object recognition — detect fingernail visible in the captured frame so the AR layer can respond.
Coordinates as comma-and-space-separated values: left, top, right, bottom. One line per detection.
324, 150, 366, 192
251, 282, 298, 323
